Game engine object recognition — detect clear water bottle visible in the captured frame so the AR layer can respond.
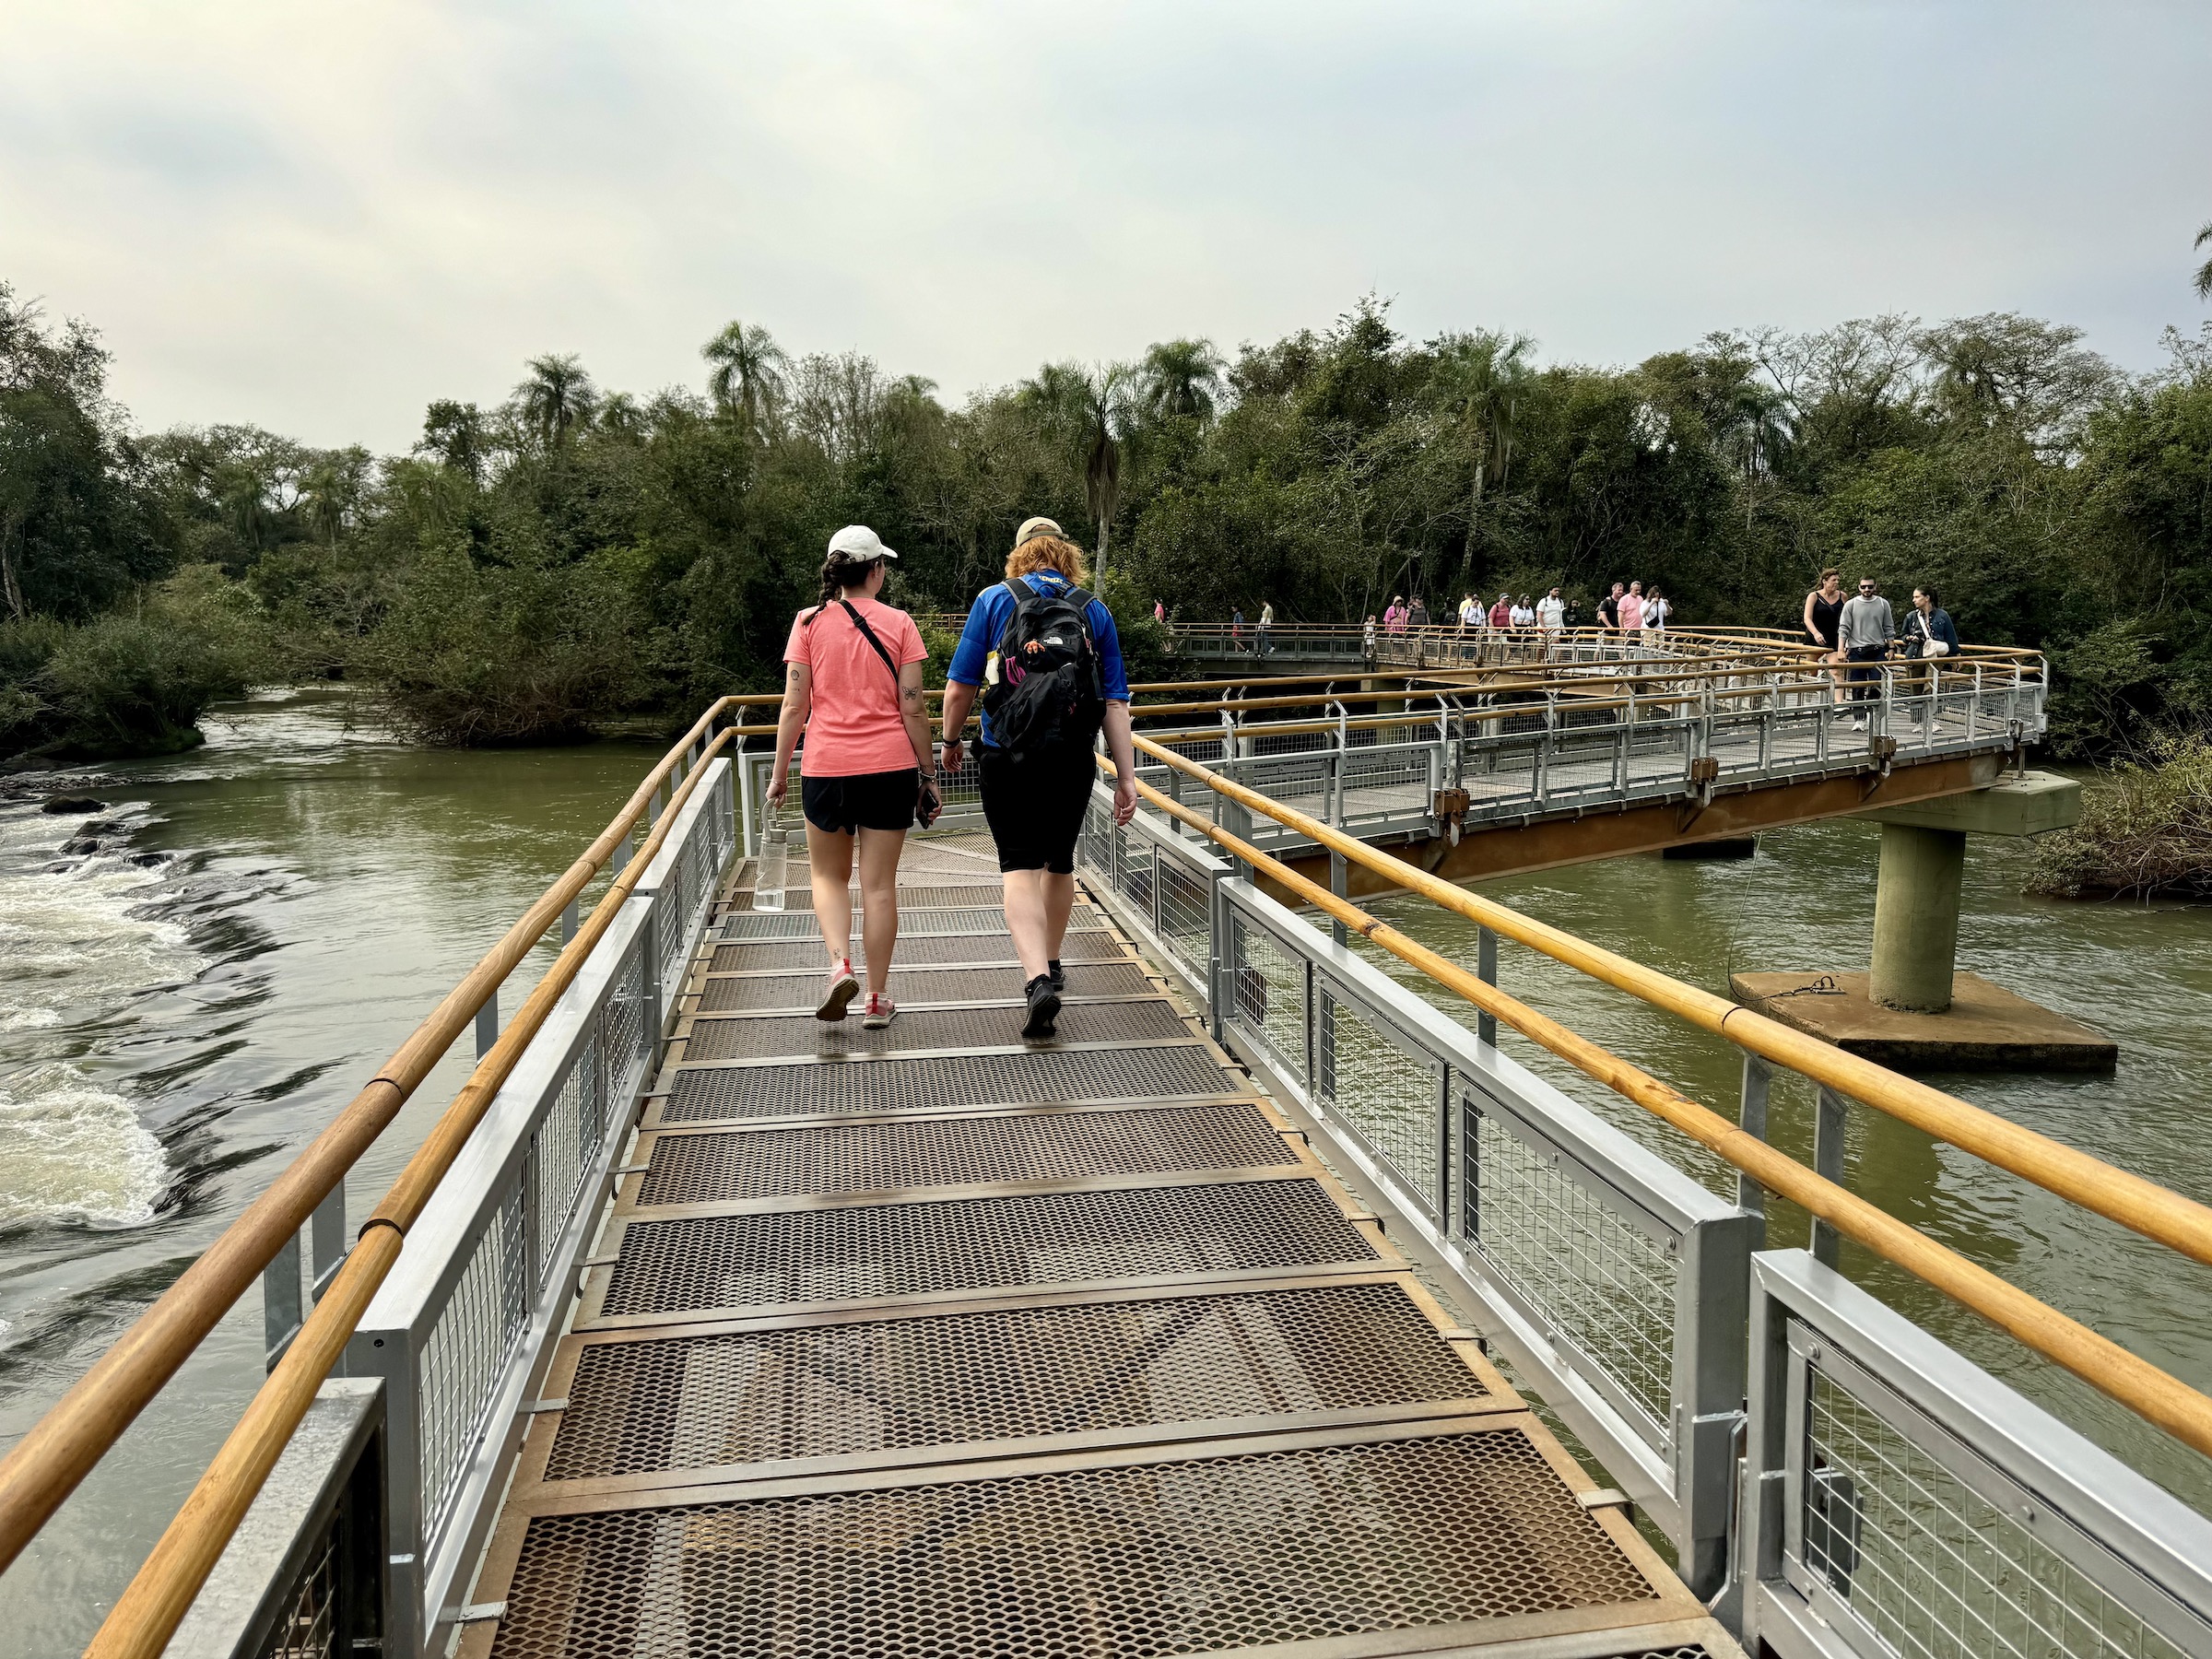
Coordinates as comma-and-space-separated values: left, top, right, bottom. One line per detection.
754, 813, 788, 910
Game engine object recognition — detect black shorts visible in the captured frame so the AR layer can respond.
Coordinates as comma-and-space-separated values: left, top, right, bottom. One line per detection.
802, 768, 918, 835
978, 745, 1093, 874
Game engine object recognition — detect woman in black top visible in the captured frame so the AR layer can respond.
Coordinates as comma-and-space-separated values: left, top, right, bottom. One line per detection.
1802, 567, 1845, 704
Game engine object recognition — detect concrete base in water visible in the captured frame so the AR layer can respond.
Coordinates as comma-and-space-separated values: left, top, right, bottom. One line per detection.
1728, 970, 2118, 1074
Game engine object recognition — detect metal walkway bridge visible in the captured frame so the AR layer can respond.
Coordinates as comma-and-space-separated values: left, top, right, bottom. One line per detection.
450, 829, 1733, 1659
5, 660, 2210, 1659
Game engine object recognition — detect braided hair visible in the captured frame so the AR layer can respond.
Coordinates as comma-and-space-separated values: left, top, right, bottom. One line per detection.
803, 547, 881, 627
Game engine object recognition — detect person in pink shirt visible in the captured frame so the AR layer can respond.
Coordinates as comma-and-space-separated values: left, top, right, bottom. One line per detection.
1488, 594, 1512, 629
768, 525, 937, 1028
1383, 596, 1407, 636
1618, 581, 1645, 635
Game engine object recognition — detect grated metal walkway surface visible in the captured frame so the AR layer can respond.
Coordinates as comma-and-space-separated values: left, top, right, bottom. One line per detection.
463, 830, 1740, 1659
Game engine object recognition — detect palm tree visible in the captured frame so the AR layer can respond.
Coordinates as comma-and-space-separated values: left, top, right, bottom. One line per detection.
2195, 222, 2212, 302
1718, 380, 1793, 531
597, 391, 647, 441
701, 321, 789, 439
516, 354, 597, 450
300, 451, 369, 547
1080, 368, 1131, 591
1136, 338, 1226, 423
1433, 331, 1535, 587
1017, 361, 1132, 588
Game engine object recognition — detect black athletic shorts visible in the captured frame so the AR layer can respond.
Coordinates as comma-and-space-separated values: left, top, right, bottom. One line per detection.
978, 744, 1093, 874
802, 767, 918, 835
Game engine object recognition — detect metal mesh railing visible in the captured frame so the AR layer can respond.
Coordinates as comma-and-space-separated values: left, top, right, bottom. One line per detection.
254, 1515, 337, 1659
1799, 1361, 2189, 1659
417, 1184, 527, 1539
1315, 983, 1444, 1211
348, 756, 738, 1653
1230, 912, 1308, 1089
531, 1033, 599, 1277
1466, 1111, 1678, 1437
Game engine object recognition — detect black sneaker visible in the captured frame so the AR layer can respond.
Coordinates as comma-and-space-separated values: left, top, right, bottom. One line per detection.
1022, 974, 1062, 1040
1048, 959, 1065, 993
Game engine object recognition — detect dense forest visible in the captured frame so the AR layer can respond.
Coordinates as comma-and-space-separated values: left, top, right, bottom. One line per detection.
5, 277, 2210, 762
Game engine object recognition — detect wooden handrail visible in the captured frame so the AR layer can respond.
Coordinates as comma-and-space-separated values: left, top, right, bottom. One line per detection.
1133, 735, 2212, 1270
0, 701, 736, 1580
84, 728, 738, 1659
1112, 761, 2212, 1459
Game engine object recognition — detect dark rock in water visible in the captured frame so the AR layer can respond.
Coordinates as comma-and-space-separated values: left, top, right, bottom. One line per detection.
83, 818, 125, 835
41, 794, 107, 815
43, 860, 73, 874
61, 837, 102, 854
1663, 837, 1758, 861
128, 852, 170, 867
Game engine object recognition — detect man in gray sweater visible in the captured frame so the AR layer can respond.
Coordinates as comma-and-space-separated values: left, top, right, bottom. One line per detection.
1838, 576, 1895, 727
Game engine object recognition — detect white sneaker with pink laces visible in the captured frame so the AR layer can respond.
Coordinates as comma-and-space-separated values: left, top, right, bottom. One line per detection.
817, 959, 860, 1021
861, 991, 898, 1030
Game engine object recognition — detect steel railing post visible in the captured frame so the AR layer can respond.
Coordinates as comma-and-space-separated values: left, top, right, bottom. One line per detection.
1811, 1086, 1846, 1267
641, 897, 664, 1057
262, 1234, 302, 1372
1206, 865, 1229, 1041
1477, 925, 1498, 1047
310, 1182, 347, 1303
1675, 1209, 1757, 1600
474, 990, 497, 1062
1330, 848, 1348, 948
1736, 1054, 1771, 1217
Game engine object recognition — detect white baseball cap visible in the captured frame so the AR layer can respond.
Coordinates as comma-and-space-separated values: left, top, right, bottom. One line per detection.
828, 524, 898, 560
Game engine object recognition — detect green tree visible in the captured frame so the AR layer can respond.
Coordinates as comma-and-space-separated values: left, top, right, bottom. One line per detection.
1135, 339, 1225, 423
701, 321, 789, 440
516, 354, 598, 450
1430, 329, 1535, 588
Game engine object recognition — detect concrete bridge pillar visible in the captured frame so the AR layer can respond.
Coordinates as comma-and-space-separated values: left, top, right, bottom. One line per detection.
1868, 823, 1966, 1012
1730, 771, 2115, 1072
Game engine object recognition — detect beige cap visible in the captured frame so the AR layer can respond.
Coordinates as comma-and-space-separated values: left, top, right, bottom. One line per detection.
1013, 515, 1064, 548
829, 524, 897, 560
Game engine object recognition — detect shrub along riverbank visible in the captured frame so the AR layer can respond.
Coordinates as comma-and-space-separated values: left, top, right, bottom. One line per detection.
2030, 742, 2212, 901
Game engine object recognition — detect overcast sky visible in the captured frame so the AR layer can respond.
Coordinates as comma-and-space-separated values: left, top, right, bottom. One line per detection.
5, 2, 2208, 453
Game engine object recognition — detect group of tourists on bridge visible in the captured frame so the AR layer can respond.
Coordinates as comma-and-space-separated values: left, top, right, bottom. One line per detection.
1368, 582, 1661, 649
1801, 569, 1961, 726
767, 516, 1139, 1041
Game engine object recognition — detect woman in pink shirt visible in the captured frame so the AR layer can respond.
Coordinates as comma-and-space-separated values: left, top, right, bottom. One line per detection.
1383, 596, 1407, 636
768, 525, 937, 1027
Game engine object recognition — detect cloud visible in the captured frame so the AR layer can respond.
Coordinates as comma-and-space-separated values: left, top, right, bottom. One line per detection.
2, 0, 2206, 452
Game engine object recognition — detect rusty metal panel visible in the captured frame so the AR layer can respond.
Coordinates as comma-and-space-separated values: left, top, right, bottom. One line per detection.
677, 997, 1188, 1061
656, 1043, 1234, 1124
485, 1424, 1679, 1659
631, 1103, 1294, 1206
597, 1179, 1381, 1320
545, 1280, 1500, 1484
693, 960, 1155, 1012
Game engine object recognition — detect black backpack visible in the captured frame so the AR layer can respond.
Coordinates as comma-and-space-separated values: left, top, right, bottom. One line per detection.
981, 576, 1107, 763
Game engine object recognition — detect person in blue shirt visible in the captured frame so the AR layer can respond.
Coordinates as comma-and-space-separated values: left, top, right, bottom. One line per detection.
941, 517, 1138, 1037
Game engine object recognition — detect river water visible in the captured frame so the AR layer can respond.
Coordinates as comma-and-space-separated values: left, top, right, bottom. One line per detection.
0, 689, 660, 1656
0, 690, 2207, 1651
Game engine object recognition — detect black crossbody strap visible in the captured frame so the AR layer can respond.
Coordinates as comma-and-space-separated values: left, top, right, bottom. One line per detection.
838, 599, 903, 700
